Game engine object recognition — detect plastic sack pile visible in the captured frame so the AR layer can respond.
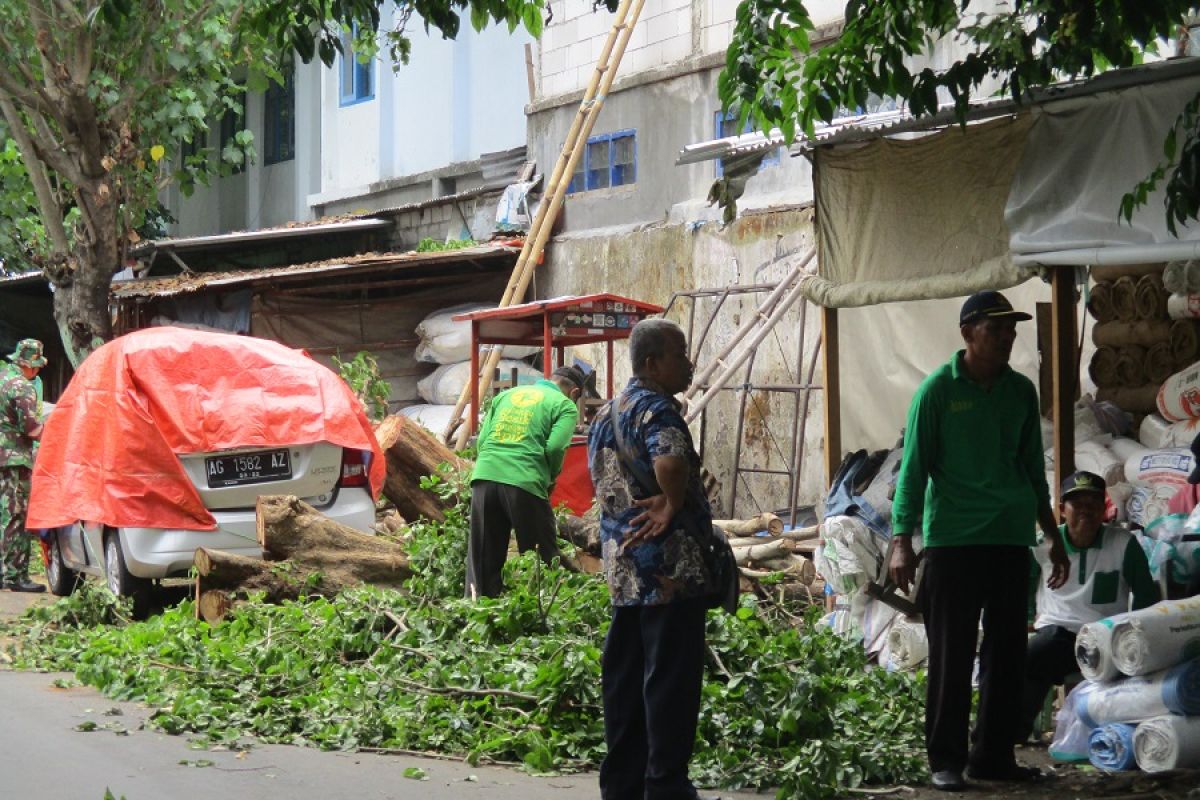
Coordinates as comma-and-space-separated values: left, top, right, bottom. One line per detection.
1056, 597, 1200, 772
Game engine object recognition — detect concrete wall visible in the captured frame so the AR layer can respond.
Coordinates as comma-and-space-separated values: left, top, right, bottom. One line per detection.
538, 207, 823, 518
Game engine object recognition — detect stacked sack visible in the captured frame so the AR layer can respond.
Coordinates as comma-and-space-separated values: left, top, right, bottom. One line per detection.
407, 304, 542, 433
1089, 263, 1200, 415
1039, 396, 1143, 522
1062, 597, 1200, 772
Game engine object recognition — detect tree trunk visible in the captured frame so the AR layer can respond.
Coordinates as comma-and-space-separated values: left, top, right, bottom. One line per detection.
713, 513, 784, 537
256, 495, 412, 588
197, 589, 235, 625
374, 415, 472, 521
193, 546, 314, 604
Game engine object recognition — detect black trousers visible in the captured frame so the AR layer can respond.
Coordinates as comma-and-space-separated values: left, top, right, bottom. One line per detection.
1018, 625, 1079, 742
600, 598, 707, 800
922, 545, 1029, 773
465, 480, 561, 599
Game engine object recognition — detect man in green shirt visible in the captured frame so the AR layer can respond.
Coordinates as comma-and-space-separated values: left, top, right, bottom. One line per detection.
466, 365, 583, 598
889, 291, 1069, 791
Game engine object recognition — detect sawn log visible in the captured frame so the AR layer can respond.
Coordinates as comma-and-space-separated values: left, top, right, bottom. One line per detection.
375, 414, 472, 521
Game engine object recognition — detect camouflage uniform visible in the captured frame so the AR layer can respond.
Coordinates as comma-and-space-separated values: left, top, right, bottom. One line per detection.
1, 339, 46, 586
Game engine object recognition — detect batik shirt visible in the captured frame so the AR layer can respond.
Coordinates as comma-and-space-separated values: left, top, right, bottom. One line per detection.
0, 363, 39, 468
587, 377, 713, 606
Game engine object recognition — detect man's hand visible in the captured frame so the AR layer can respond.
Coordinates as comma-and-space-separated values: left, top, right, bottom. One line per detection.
1046, 539, 1070, 590
625, 494, 676, 547
889, 535, 918, 595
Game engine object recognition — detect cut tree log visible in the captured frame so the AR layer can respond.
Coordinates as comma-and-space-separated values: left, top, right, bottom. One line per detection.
732, 540, 788, 565
256, 495, 412, 588
714, 512, 784, 537
197, 589, 234, 625
375, 414, 472, 521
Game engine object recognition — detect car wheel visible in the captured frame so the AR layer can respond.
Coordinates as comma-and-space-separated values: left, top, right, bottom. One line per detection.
104, 532, 152, 619
45, 536, 80, 597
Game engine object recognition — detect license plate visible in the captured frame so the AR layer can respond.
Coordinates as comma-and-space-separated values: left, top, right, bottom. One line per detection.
205, 449, 292, 488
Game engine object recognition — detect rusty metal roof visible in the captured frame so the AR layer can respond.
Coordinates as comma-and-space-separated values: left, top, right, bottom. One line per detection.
111, 243, 521, 299
128, 217, 392, 258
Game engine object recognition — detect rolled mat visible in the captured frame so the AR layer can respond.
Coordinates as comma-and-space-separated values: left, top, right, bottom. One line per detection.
1076, 616, 1128, 681
1098, 385, 1166, 415
1112, 276, 1139, 322
1134, 273, 1168, 320
1090, 282, 1116, 323
1093, 263, 1167, 282
1076, 657, 1200, 726
1089, 723, 1139, 771
1089, 346, 1121, 389
1145, 341, 1175, 385
1163, 259, 1200, 295
1115, 346, 1148, 387
1093, 320, 1170, 348
1167, 293, 1200, 319
1110, 598, 1200, 676
1133, 715, 1200, 773
1170, 319, 1200, 366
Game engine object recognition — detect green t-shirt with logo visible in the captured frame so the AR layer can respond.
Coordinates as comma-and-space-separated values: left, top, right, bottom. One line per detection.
471, 379, 579, 500
892, 350, 1050, 548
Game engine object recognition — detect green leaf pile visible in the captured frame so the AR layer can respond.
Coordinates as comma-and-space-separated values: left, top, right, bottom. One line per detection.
3, 498, 925, 799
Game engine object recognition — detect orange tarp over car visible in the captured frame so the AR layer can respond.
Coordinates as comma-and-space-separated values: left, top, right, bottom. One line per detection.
27, 328, 385, 531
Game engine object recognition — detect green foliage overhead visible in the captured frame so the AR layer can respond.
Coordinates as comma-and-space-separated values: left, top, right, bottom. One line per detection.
719, 0, 1200, 232
4, 471, 926, 798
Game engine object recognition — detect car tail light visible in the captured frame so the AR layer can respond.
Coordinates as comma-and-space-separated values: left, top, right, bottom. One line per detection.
339, 449, 369, 487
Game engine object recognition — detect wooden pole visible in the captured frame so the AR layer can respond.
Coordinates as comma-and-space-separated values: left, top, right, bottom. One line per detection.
543, 309, 553, 378
1051, 266, 1077, 505
444, 0, 648, 449
469, 321, 480, 436
606, 340, 614, 399
822, 307, 841, 488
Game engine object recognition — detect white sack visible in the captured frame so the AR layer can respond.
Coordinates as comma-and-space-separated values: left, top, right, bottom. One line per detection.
1157, 362, 1200, 422
1124, 449, 1194, 488
884, 615, 928, 672
398, 404, 460, 436
1133, 715, 1200, 773
417, 359, 541, 405
1139, 414, 1174, 450
1107, 437, 1149, 463
1108, 482, 1134, 522
1076, 615, 1129, 682
1050, 682, 1095, 763
1075, 440, 1126, 487
1167, 293, 1200, 319
1110, 596, 1200, 676
414, 304, 540, 364
1163, 260, 1200, 295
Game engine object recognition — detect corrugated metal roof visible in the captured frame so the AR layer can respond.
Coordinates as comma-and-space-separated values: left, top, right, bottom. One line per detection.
0, 271, 46, 288
128, 217, 392, 258
677, 57, 1200, 164
111, 243, 520, 299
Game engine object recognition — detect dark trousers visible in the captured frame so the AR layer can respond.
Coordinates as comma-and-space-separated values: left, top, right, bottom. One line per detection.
1018, 625, 1079, 742
600, 598, 706, 800
922, 545, 1029, 773
466, 480, 561, 598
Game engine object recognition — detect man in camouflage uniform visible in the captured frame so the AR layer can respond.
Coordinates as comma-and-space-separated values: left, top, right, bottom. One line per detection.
1, 338, 47, 592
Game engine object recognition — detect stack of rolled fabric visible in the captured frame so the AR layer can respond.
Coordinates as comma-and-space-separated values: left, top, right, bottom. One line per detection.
1072, 597, 1200, 772
1090, 263, 1200, 416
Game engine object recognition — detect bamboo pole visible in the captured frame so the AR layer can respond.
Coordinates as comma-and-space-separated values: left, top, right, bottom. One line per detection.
443, 0, 647, 448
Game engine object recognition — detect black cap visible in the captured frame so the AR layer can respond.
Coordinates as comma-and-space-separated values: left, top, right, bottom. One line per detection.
552, 365, 586, 391
1060, 470, 1106, 500
959, 290, 1033, 325
1188, 431, 1200, 484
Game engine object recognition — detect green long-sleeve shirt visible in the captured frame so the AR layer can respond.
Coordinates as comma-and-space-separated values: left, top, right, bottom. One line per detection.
892, 350, 1050, 548
471, 379, 579, 500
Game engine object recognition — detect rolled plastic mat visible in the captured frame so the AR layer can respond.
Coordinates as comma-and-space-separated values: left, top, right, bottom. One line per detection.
1089, 723, 1138, 771
1076, 658, 1200, 726
1167, 293, 1200, 320
1133, 715, 1200, 773
1134, 273, 1168, 320
1076, 616, 1128, 682
1110, 597, 1200, 676
1090, 282, 1116, 322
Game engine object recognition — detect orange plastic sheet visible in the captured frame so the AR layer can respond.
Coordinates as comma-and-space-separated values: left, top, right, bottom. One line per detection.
28, 328, 384, 531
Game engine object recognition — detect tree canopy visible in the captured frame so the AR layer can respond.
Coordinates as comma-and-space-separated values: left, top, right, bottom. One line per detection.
719, 0, 1200, 232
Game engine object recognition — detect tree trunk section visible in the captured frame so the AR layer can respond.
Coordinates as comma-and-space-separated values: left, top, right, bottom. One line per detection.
374, 415, 472, 521
198, 590, 235, 625
714, 513, 784, 537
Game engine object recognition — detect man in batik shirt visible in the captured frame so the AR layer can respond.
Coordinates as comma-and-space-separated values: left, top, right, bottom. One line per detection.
587, 318, 715, 800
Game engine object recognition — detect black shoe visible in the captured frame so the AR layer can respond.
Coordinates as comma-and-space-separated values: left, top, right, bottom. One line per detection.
965, 763, 1042, 782
931, 770, 966, 791
7, 578, 46, 593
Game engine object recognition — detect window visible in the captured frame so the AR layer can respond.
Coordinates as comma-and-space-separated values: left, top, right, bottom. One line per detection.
219, 90, 247, 174
181, 129, 206, 163
566, 130, 636, 194
339, 27, 374, 106
714, 111, 779, 177
264, 71, 295, 165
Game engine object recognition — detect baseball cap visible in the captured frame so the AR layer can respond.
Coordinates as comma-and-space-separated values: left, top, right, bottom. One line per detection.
959, 291, 1033, 326
1060, 470, 1106, 500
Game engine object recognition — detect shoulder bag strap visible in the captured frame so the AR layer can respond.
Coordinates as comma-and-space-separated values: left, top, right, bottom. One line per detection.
609, 396, 661, 496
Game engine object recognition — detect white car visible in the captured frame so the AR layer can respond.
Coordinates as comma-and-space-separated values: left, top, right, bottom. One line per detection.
44, 442, 375, 615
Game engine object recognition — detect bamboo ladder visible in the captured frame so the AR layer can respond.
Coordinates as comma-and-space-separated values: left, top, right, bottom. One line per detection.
442, 0, 648, 449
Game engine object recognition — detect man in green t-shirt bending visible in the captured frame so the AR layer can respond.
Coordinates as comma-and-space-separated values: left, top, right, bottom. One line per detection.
466, 365, 583, 598
889, 291, 1069, 792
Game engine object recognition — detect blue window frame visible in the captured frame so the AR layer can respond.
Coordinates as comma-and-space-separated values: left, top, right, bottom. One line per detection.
714, 111, 780, 177
566, 130, 636, 194
339, 27, 374, 106
264, 71, 295, 165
